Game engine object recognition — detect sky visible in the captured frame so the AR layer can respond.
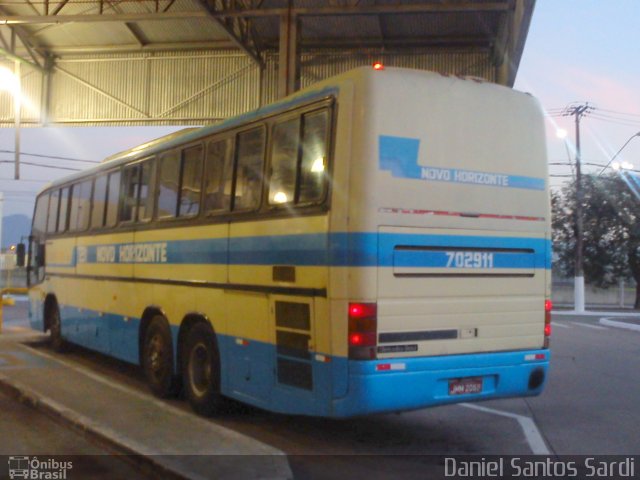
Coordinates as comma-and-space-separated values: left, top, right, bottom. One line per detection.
513, 0, 640, 191
1, 0, 640, 221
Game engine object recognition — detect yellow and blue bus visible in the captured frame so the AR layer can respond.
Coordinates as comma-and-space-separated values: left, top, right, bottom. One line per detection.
26, 67, 551, 417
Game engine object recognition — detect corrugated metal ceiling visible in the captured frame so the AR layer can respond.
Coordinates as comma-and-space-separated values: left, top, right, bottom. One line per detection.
1, 0, 522, 57
0, 1, 535, 126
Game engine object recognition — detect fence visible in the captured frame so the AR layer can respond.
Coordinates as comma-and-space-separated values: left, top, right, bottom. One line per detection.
552, 278, 637, 308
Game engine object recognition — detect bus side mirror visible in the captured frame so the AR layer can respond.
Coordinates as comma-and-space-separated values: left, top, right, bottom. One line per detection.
16, 243, 26, 267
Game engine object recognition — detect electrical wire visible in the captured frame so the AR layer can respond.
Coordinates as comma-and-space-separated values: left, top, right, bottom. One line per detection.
0, 160, 81, 171
0, 150, 98, 164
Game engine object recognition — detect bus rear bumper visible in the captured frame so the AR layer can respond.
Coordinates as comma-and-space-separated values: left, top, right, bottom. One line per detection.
331, 349, 549, 417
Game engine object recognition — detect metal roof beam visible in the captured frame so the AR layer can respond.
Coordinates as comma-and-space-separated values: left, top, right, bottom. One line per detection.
197, 2, 510, 18
0, 8, 46, 71
196, 0, 263, 68
41, 40, 236, 54
0, 11, 211, 25
0, 2, 509, 25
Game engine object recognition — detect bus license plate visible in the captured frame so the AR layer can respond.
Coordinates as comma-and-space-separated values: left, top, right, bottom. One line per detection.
449, 378, 483, 396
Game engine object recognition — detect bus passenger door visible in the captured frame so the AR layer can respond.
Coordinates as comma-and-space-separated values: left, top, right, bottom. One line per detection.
270, 295, 319, 412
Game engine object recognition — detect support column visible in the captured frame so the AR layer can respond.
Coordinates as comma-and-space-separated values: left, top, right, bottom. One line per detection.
278, 5, 298, 99
13, 60, 21, 181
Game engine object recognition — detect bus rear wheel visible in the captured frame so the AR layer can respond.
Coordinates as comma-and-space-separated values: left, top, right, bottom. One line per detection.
182, 322, 223, 416
142, 315, 179, 398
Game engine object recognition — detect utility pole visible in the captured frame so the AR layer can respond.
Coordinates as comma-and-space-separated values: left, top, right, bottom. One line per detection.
564, 103, 593, 313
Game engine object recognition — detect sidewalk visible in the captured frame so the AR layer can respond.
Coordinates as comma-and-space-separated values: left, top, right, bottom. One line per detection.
552, 308, 640, 332
0, 329, 292, 480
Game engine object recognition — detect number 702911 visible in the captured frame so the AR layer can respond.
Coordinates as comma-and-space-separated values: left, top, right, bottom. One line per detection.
445, 251, 494, 269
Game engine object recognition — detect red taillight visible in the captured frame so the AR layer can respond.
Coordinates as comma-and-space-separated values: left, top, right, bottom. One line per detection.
349, 303, 377, 319
348, 302, 377, 360
544, 299, 552, 347
373, 62, 384, 70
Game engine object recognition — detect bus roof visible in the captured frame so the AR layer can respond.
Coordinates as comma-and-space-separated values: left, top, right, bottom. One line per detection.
41, 66, 525, 193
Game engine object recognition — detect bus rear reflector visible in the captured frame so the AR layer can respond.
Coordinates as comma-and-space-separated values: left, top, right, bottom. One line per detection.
348, 302, 377, 360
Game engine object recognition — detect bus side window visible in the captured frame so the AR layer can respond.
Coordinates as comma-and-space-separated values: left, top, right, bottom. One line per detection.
105, 170, 121, 227
234, 128, 265, 211
33, 193, 49, 235
120, 164, 141, 223
57, 187, 70, 233
299, 109, 329, 204
46, 190, 59, 233
91, 174, 108, 229
138, 159, 155, 222
158, 151, 180, 219
179, 146, 203, 217
69, 179, 93, 232
269, 118, 300, 205
204, 139, 232, 213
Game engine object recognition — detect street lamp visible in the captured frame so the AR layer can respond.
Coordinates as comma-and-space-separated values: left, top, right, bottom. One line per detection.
598, 131, 640, 177
0, 63, 21, 180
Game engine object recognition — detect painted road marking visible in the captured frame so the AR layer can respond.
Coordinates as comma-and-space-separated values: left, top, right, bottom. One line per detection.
599, 318, 640, 332
568, 322, 608, 331
551, 322, 570, 329
460, 403, 550, 455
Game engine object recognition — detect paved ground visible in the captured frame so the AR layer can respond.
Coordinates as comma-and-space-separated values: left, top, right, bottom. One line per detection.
1, 299, 639, 480
0, 390, 156, 479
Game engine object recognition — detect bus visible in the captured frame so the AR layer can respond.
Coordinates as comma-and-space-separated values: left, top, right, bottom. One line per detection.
24, 67, 551, 417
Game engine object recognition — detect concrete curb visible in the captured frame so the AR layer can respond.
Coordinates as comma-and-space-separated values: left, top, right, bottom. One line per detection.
0, 372, 185, 480
599, 318, 640, 332
0, 372, 293, 480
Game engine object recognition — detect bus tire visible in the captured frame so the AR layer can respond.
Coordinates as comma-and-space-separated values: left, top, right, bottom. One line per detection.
182, 322, 223, 416
142, 315, 180, 398
48, 302, 66, 353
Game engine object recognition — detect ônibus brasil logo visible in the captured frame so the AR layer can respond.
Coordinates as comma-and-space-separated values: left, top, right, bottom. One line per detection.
8, 457, 72, 480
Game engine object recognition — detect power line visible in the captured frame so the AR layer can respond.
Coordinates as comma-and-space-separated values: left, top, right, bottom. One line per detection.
0, 160, 81, 172
590, 115, 640, 128
590, 112, 640, 124
597, 108, 640, 118
0, 150, 99, 164
0, 178, 49, 183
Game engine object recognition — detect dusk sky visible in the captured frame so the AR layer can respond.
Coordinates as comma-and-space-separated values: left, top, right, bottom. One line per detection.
1, 0, 639, 219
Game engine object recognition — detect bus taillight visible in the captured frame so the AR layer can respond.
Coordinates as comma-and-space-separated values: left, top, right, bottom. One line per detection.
544, 299, 552, 347
348, 302, 377, 360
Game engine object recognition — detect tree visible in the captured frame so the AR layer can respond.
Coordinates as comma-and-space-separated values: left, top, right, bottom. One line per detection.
552, 173, 640, 308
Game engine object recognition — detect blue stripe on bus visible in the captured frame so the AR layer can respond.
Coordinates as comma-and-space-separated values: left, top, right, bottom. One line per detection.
379, 134, 546, 191
67, 233, 551, 269
393, 249, 535, 270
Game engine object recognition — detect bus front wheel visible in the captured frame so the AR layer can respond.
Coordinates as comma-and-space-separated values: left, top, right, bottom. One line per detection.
182, 322, 223, 416
47, 303, 65, 353
142, 315, 179, 398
